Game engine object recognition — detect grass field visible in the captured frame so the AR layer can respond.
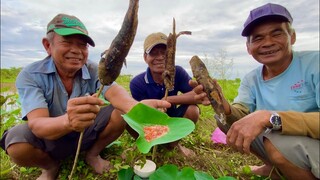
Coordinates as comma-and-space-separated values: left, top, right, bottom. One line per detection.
0, 73, 263, 180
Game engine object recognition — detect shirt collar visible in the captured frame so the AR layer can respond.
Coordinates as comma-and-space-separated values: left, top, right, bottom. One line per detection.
144, 67, 156, 84
31, 56, 91, 80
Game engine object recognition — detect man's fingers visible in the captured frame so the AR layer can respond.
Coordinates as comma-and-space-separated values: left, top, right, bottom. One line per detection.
68, 103, 101, 114
193, 84, 204, 94
141, 99, 171, 109
69, 96, 104, 106
189, 79, 198, 88
68, 114, 96, 131
242, 138, 251, 154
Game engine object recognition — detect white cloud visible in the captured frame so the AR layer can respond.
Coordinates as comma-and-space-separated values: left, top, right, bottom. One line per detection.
1, 0, 319, 79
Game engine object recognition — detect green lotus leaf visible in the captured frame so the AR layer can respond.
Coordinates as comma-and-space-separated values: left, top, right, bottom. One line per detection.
149, 165, 195, 180
194, 171, 215, 180
122, 103, 195, 154
117, 168, 135, 180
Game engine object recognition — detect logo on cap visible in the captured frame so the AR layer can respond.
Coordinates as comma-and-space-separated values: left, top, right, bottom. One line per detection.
47, 14, 95, 46
48, 16, 87, 32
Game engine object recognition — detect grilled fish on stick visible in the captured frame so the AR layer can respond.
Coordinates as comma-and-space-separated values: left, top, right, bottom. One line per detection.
189, 55, 226, 125
98, 0, 139, 86
162, 18, 191, 92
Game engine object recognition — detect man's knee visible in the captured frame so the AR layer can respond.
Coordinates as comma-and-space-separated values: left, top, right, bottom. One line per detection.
184, 105, 200, 123
110, 109, 126, 125
7, 143, 39, 165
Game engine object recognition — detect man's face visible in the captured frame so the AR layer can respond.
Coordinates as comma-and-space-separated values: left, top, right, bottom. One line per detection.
46, 33, 89, 74
144, 44, 167, 74
246, 21, 296, 66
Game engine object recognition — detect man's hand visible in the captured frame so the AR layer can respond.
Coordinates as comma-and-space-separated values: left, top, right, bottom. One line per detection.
189, 79, 231, 115
226, 110, 271, 154
189, 80, 211, 106
66, 95, 104, 132
140, 99, 171, 111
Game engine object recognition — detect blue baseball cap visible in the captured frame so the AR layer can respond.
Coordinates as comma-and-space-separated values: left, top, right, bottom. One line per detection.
241, 3, 293, 36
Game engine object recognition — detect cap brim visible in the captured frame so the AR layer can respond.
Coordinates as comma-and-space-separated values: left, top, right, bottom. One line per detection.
54, 28, 95, 47
146, 42, 167, 53
242, 15, 290, 36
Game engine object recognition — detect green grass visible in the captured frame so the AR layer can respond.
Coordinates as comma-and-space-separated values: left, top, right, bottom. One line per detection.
0, 73, 264, 180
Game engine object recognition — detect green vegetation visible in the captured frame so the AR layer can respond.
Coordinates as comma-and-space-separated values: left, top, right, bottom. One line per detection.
0, 67, 22, 83
0, 68, 264, 180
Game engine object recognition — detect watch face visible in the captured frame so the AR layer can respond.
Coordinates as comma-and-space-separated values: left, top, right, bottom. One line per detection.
271, 114, 282, 130
272, 116, 281, 125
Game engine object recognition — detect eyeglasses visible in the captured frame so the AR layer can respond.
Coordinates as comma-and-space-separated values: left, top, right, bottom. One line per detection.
147, 50, 166, 57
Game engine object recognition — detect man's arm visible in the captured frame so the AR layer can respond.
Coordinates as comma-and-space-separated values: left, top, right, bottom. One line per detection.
27, 95, 104, 140
165, 91, 201, 105
105, 84, 138, 113
279, 111, 319, 139
105, 84, 171, 114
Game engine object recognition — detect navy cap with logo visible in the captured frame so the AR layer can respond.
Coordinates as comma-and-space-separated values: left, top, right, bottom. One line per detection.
47, 13, 95, 47
241, 3, 293, 37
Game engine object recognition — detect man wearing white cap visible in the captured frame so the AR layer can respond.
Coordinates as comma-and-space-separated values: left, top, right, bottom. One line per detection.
190, 3, 319, 179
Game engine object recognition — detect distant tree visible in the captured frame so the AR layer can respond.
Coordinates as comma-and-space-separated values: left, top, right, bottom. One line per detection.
202, 49, 234, 91
203, 49, 234, 80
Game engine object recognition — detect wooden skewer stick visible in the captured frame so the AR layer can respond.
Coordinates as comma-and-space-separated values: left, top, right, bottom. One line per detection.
69, 85, 104, 180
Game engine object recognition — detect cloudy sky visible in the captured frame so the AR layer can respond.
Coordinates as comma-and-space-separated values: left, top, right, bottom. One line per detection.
1, 0, 319, 79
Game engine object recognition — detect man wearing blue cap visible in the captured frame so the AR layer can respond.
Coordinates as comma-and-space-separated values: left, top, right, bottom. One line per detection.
190, 3, 319, 179
0, 14, 171, 179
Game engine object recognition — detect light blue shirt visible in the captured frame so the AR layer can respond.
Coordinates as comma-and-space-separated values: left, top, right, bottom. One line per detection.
234, 51, 319, 113
16, 56, 113, 120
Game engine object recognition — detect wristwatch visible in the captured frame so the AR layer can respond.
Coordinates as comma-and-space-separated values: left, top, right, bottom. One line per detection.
269, 111, 282, 130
